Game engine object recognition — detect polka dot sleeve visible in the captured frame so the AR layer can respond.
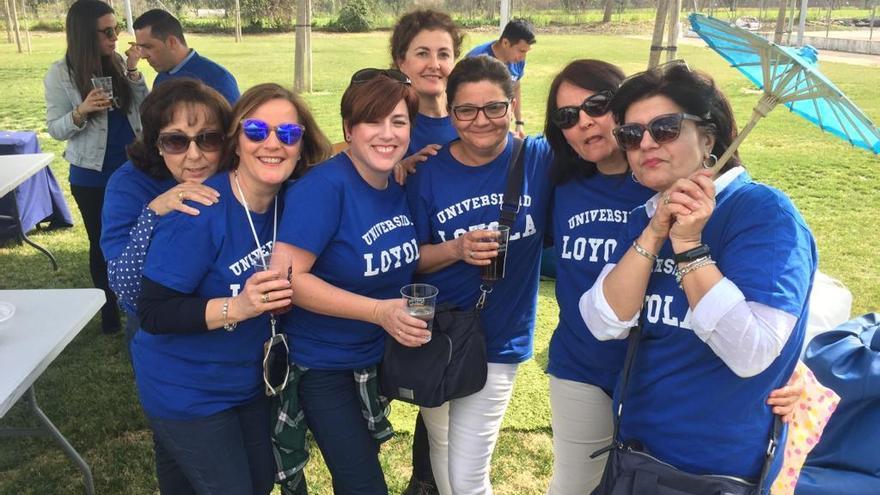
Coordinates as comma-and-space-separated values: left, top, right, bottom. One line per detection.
107, 205, 159, 313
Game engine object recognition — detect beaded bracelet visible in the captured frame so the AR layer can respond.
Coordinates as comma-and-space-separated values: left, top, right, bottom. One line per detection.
222, 298, 237, 332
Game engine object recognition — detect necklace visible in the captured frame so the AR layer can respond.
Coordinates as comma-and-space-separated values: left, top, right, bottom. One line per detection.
233, 170, 277, 269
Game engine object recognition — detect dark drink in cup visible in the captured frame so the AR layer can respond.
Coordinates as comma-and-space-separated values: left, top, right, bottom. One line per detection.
481, 225, 510, 282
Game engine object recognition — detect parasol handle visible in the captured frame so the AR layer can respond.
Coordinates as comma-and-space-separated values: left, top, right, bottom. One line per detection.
713, 93, 779, 172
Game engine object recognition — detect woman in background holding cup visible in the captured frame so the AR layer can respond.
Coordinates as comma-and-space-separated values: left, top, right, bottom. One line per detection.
44, 0, 147, 334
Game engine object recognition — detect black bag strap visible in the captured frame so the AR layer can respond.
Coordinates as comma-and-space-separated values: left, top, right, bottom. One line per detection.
610, 314, 784, 491
476, 136, 525, 310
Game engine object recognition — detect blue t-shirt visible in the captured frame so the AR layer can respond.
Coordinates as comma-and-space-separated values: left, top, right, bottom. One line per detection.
466, 41, 525, 82
278, 154, 419, 370
407, 135, 553, 363
100, 161, 176, 313
548, 172, 654, 392
408, 113, 458, 157
132, 173, 273, 420
154, 50, 240, 104
69, 107, 134, 187
610, 171, 817, 479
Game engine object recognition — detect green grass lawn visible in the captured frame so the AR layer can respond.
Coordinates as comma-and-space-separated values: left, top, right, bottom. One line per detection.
1, 29, 878, 494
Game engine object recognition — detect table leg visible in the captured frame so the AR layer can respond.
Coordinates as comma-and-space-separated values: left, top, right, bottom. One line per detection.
0, 190, 59, 271
25, 387, 95, 495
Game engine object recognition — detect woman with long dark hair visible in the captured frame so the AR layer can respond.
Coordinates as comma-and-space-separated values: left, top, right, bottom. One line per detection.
44, 0, 147, 334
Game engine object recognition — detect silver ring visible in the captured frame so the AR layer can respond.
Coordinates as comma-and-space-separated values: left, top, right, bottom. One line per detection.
261, 293, 269, 303
468, 250, 475, 258
663, 194, 670, 206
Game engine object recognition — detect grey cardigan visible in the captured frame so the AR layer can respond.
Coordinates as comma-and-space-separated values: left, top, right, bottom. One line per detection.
44, 56, 148, 171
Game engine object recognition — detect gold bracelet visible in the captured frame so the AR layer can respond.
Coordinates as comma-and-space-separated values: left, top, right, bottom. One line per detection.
632, 240, 658, 262
222, 298, 237, 332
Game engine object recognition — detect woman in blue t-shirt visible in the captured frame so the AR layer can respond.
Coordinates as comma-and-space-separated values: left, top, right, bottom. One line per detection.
406, 56, 553, 495
581, 62, 817, 483
272, 70, 423, 494
134, 83, 331, 494
390, 9, 462, 174
101, 78, 231, 343
44, 0, 148, 334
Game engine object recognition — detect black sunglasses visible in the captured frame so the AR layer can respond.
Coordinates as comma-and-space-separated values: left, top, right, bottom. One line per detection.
157, 131, 225, 154
451, 101, 510, 121
241, 119, 304, 146
97, 24, 123, 39
350, 68, 412, 86
551, 90, 614, 129
613, 113, 704, 151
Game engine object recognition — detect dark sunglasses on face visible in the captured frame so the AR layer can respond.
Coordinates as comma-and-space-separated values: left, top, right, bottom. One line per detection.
551, 90, 614, 129
613, 113, 705, 151
97, 24, 123, 39
241, 119, 305, 146
350, 68, 412, 86
156, 131, 225, 154
452, 101, 510, 121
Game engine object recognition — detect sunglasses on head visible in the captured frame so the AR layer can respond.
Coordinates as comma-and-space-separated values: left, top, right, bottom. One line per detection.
263, 317, 290, 396
451, 101, 510, 121
157, 131, 225, 154
97, 24, 123, 39
350, 68, 412, 86
551, 90, 614, 129
241, 119, 304, 146
613, 113, 705, 151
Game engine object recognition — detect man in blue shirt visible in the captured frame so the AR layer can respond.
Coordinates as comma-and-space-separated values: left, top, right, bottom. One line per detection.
132, 9, 240, 103
466, 19, 536, 138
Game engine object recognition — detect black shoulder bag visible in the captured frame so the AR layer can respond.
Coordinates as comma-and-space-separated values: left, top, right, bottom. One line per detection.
380, 137, 526, 408
591, 321, 784, 495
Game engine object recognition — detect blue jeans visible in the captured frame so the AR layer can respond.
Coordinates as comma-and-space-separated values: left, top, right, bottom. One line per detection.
300, 369, 388, 495
148, 396, 274, 495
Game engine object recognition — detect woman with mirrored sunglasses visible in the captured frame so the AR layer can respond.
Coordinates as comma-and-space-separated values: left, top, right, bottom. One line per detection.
44, 0, 147, 334
580, 63, 817, 487
405, 55, 554, 495
101, 78, 228, 347
131, 83, 330, 494
266, 71, 420, 494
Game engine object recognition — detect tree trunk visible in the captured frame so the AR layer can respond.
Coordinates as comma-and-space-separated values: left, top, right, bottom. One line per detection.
603, 0, 614, 23
649, 0, 670, 68
234, 0, 242, 42
666, 0, 682, 63
774, 0, 788, 43
9, 0, 20, 53
19, 0, 29, 53
294, 0, 312, 93
4, 0, 14, 44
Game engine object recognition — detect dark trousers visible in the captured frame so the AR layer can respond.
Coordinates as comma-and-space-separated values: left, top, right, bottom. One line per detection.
148, 396, 274, 495
70, 184, 120, 333
413, 412, 436, 482
300, 369, 388, 495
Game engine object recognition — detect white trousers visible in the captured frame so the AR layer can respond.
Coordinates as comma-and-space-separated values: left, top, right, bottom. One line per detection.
420, 362, 519, 495
546, 375, 614, 495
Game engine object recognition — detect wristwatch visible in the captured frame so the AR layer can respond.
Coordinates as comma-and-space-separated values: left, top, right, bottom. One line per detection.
515, 120, 525, 126
674, 244, 710, 264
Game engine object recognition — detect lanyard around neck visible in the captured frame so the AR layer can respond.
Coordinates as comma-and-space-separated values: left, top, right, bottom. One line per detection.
233, 170, 277, 268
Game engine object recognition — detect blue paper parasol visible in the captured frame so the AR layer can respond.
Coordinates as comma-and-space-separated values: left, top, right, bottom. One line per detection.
688, 13, 880, 169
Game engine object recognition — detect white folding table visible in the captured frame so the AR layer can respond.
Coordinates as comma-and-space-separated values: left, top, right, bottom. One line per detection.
0, 288, 105, 494
0, 153, 59, 270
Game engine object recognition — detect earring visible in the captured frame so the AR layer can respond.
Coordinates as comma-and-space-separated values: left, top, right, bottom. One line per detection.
344, 134, 351, 143
158, 150, 164, 156
702, 153, 718, 169
631, 171, 640, 184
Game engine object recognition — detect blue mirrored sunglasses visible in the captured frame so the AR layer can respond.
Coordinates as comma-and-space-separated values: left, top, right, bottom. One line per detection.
241, 119, 304, 146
